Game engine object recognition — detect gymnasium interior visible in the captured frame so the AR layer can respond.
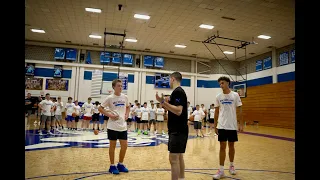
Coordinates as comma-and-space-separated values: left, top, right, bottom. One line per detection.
25, 0, 295, 179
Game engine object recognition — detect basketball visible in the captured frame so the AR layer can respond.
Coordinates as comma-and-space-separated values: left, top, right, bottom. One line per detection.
94, 129, 99, 135
72, 112, 77, 117
189, 115, 195, 121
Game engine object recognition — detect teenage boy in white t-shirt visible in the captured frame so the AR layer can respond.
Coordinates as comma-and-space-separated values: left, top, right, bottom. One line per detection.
207, 104, 217, 136
98, 79, 130, 175
65, 97, 75, 130
192, 105, 205, 137
212, 76, 243, 180
140, 102, 150, 135
134, 103, 142, 135
54, 96, 64, 130
155, 103, 165, 135
82, 97, 94, 131
38, 93, 55, 135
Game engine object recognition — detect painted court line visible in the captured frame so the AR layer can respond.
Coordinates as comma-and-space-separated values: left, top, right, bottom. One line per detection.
240, 131, 295, 142
26, 168, 295, 179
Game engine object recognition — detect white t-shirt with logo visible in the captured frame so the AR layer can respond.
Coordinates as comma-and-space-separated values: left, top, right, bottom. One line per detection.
192, 110, 205, 122
40, 99, 54, 116
209, 108, 215, 119
65, 102, 75, 116
188, 106, 193, 119
93, 104, 100, 114
156, 108, 165, 121
215, 91, 242, 130
54, 101, 63, 115
149, 107, 156, 120
74, 105, 81, 116
101, 93, 129, 132
141, 107, 149, 120
135, 108, 142, 118
128, 107, 134, 118
83, 102, 94, 117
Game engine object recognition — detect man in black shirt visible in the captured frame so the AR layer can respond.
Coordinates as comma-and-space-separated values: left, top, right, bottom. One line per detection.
156, 72, 188, 180
25, 93, 35, 126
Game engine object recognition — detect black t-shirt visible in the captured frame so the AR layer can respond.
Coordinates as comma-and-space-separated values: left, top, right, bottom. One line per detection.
167, 86, 188, 134
25, 97, 35, 110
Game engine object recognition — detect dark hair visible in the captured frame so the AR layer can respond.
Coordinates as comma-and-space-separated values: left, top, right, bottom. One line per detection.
134, 100, 138, 103
95, 101, 99, 105
137, 103, 140, 106
201, 104, 204, 106
196, 104, 199, 107
68, 97, 73, 100
112, 79, 122, 88
187, 101, 190, 104
88, 97, 92, 100
46, 93, 50, 96
170, 72, 182, 82
143, 102, 147, 105
211, 104, 215, 106
218, 76, 231, 85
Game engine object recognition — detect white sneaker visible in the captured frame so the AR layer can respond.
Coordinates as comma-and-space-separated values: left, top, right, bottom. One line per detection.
229, 166, 236, 175
155, 130, 157, 135
213, 170, 225, 179
34, 121, 37, 124
48, 131, 53, 135
39, 131, 43, 135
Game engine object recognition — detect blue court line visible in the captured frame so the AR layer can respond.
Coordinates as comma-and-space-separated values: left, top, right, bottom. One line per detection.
26, 168, 295, 179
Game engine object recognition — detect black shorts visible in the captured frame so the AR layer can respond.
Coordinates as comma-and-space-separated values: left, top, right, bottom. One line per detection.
193, 121, 202, 129
149, 119, 156, 124
107, 129, 128, 140
75, 116, 80, 122
136, 117, 141, 123
217, 129, 238, 142
92, 113, 99, 121
168, 132, 188, 153
209, 118, 214, 123
141, 120, 148, 123
104, 116, 109, 121
127, 118, 132, 122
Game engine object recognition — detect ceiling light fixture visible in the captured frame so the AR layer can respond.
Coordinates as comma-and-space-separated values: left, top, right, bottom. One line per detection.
175, 44, 187, 48
257, 35, 271, 39
31, 29, 45, 33
199, 24, 214, 29
223, 51, 234, 54
89, 34, 102, 39
85, 8, 102, 13
134, 14, 150, 20
125, 38, 138, 42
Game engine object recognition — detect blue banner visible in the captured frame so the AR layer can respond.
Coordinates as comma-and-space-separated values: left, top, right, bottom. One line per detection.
100, 52, 111, 63
54, 48, 65, 59
263, 57, 272, 70
154, 57, 164, 68
256, 60, 263, 72
123, 54, 133, 65
279, 51, 289, 66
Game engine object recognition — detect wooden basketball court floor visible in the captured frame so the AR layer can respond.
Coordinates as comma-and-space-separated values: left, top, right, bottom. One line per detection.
25, 116, 295, 180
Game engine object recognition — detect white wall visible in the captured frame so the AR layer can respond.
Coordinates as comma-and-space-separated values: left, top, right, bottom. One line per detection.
237, 63, 295, 81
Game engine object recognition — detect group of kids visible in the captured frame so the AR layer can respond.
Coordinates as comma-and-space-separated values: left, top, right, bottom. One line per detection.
188, 102, 217, 137
36, 94, 170, 135
35, 93, 217, 137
